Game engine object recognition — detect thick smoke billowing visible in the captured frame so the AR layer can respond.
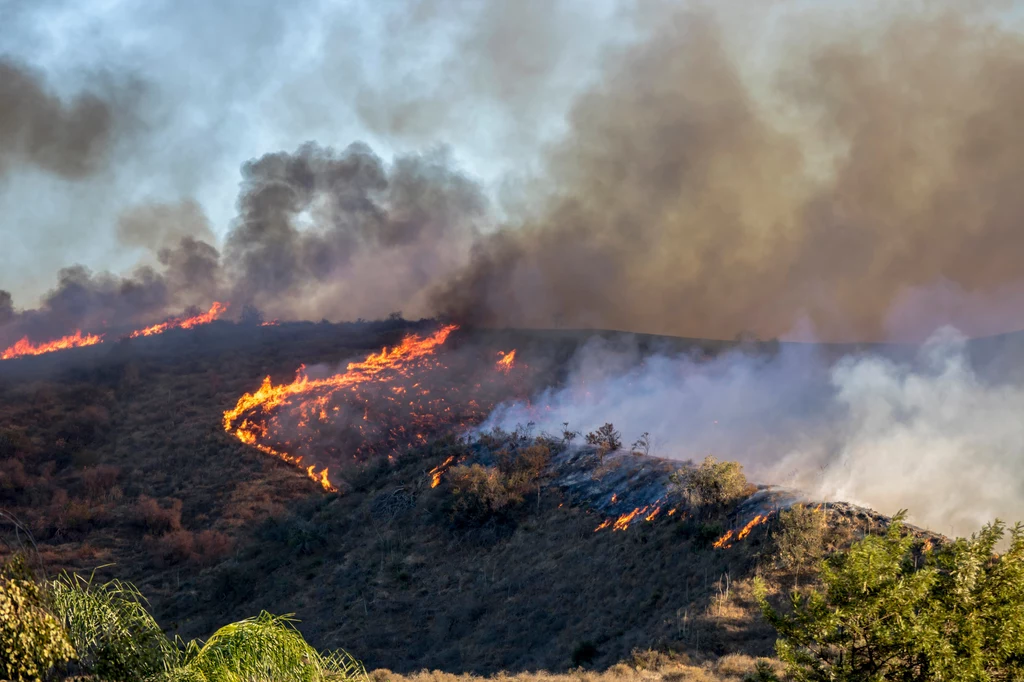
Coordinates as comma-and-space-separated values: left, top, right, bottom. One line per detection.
7, 1, 1024, 343
225, 142, 485, 322
482, 329, 1024, 537
0, 58, 125, 180
0, 142, 486, 343
432, 4, 1024, 342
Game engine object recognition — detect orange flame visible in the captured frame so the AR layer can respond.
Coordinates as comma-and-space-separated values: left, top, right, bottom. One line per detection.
613, 506, 647, 531
594, 519, 612, 532
496, 349, 516, 374
429, 455, 457, 488
261, 319, 280, 327
224, 325, 459, 492
736, 513, 768, 540
712, 529, 736, 549
129, 301, 228, 338
1, 330, 104, 361
713, 513, 771, 549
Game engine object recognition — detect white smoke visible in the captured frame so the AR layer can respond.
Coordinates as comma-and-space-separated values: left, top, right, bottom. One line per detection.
482, 328, 1024, 537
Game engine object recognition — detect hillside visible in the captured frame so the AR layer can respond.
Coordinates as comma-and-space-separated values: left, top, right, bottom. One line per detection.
0, 320, 941, 674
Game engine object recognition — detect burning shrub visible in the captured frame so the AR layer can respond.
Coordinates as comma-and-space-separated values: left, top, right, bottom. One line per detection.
134, 495, 183, 534
671, 456, 751, 515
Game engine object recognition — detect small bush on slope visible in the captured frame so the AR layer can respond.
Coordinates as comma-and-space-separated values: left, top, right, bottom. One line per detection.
671, 457, 751, 516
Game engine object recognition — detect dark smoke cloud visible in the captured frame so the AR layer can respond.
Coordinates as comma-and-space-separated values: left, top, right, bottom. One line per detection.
1, 141, 486, 344
2, 235, 221, 344
432, 4, 1024, 342
225, 141, 486, 321
0, 58, 130, 179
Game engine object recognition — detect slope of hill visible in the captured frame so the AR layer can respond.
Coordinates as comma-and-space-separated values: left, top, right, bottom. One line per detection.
0, 320, 942, 673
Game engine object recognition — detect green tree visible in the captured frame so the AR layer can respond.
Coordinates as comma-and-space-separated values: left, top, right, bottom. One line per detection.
0, 556, 75, 682
756, 512, 1024, 681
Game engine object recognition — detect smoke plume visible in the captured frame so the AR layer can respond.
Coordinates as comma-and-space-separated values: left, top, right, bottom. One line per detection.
1, 142, 486, 344
0, 58, 131, 180
482, 328, 1024, 537
6, 1, 1024, 344
224, 141, 486, 322
432, 3, 1024, 342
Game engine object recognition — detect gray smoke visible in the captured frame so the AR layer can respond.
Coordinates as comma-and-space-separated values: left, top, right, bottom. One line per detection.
224, 141, 486, 322
482, 328, 1024, 537
432, 2, 1024, 342
0, 57, 127, 179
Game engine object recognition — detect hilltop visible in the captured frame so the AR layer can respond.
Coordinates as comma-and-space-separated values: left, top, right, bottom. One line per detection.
0, 320, 950, 673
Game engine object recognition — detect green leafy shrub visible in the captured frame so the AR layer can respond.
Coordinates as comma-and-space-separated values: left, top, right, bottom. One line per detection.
167, 612, 367, 682
49, 572, 172, 681
756, 512, 1024, 681
0, 556, 75, 682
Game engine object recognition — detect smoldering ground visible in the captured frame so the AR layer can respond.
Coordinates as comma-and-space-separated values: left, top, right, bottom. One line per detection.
481, 328, 1024, 538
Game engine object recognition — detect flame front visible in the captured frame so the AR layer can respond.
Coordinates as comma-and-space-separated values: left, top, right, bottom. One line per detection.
1, 330, 104, 361
224, 325, 478, 492
429, 455, 457, 488
129, 301, 228, 338
496, 349, 516, 374
713, 513, 771, 549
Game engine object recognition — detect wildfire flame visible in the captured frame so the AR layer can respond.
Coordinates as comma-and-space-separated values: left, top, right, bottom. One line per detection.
429, 455, 457, 488
593, 497, 675, 532
1, 330, 104, 361
129, 301, 228, 338
225, 325, 504, 492
713, 513, 771, 549
496, 349, 516, 374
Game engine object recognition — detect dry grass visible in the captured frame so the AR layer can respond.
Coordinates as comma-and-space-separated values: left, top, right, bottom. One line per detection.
369, 653, 786, 682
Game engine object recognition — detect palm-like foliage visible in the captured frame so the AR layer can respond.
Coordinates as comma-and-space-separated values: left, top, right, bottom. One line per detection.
45, 571, 367, 682
48, 571, 175, 681
164, 612, 368, 682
